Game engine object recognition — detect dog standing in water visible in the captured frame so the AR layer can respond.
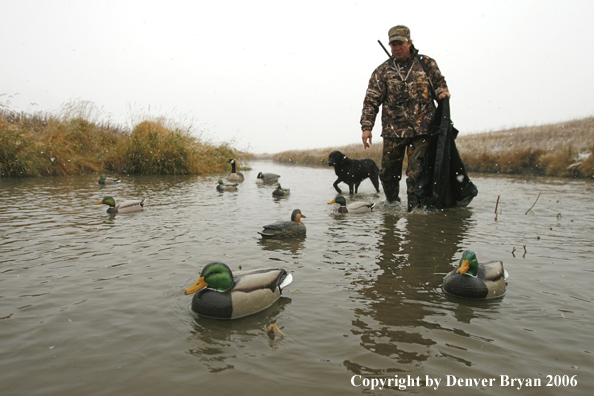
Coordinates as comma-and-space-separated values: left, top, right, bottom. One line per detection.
328, 151, 380, 195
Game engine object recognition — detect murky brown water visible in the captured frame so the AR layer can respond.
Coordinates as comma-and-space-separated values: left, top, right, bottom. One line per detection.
1, 160, 593, 395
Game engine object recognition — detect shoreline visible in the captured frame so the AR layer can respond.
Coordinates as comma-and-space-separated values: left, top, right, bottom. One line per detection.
2, 103, 592, 179
266, 117, 594, 179
0, 106, 246, 178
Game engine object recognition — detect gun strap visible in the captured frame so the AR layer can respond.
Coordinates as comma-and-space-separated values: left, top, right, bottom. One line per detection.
416, 55, 437, 101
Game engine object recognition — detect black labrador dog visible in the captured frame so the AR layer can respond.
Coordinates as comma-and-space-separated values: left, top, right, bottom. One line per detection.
328, 151, 380, 195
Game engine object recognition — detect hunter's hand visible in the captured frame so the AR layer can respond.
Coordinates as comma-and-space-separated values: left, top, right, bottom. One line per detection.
362, 130, 372, 149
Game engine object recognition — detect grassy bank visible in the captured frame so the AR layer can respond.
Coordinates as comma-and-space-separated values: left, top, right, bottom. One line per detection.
270, 117, 594, 178
0, 103, 244, 177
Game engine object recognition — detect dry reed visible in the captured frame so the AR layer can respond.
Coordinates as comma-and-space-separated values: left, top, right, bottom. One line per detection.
270, 117, 594, 178
271, 144, 384, 167
0, 100, 240, 177
456, 118, 594, 178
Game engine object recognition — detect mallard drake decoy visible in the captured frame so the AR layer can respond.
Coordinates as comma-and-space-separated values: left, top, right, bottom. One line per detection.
256, 172, 280, 185
442, 250, 509, 299
98, 175, 121, 185
185, 262, 293, 319
95, 196, 145, 213
272, 183, 290, 197
226, 159, 245, 182
328, 195, 375, 213
258, 209, 306, 239
216, 179, 239, 192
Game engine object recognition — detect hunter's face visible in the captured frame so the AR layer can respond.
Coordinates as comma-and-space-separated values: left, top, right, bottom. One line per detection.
390, 40, 412, 60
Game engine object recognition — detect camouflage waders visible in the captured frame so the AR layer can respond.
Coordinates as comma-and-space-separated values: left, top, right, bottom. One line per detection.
380, 135, 434, 210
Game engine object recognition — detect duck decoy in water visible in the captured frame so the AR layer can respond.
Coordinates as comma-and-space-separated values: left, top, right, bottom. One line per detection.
95, 196, 145, 213
226, 159, 245, 182
216, 179, 239, 192
272, 183, 290, 197
328, 195, 375, 213
258, 209, 306, 239
442, 250, 509, 299
256, 172, 280, 185
185, 262, 293, 319
98, 175, 121, 185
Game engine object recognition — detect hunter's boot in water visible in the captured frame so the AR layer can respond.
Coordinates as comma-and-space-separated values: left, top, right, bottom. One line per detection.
383, 187, 401, 204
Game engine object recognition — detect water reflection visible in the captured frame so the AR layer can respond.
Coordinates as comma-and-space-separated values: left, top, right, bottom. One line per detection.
345, 208, 474, 374
445, 297, 505, 324
2, 168, 593, 395
186, 298, 292, 372
257, 237, 305, 255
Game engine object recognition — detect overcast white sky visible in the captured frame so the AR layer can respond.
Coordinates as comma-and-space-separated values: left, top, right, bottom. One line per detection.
2, 0, 593, 154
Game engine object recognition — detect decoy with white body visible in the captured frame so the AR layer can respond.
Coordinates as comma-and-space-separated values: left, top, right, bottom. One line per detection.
95, 196, 145, 213
185, 262, 293, 319
216, 179, 239, 192
328, 195, 375, 213
98, 175, 121, 185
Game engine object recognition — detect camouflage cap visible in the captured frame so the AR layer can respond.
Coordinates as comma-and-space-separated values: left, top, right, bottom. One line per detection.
388, 25, 410, 43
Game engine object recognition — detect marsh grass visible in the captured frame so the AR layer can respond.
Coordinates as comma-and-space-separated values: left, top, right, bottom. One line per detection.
456, 118, 594, 178
271, 144, 384, 167
0, 100, 240, 177
114, 120, 235, 175
271, 117, 594, 178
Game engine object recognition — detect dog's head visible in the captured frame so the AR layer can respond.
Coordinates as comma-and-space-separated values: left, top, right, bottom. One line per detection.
328, 151, 346, 167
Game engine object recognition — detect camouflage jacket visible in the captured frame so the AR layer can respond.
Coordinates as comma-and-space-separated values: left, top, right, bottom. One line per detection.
360, 47, 449, 138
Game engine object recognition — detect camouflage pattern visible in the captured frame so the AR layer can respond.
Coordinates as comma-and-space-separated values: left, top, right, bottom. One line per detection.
360, 46, 449, 139
388, 25, 410, 43
380, 136, 434, 205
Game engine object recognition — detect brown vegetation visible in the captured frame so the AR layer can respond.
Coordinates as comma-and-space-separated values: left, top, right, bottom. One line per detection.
271, 144, 384, 167
456, 118, 594, 178
0, 101, 243, 177
270, 117, 594, 178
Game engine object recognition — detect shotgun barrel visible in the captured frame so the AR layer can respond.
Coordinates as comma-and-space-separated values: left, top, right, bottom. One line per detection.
378, 40, 391, 58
